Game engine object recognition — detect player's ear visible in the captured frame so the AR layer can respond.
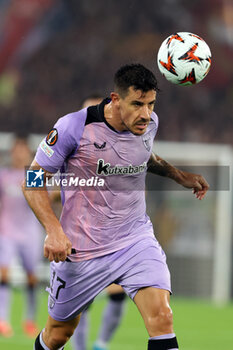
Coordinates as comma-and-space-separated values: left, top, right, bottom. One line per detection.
110, 92, 120, 106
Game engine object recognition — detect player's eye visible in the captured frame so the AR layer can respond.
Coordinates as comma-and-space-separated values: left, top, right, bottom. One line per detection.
132, 101, 143, 107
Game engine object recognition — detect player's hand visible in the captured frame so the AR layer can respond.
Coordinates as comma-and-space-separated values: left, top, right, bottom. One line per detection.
44, 229, 72, 262
177, 171, 209, 200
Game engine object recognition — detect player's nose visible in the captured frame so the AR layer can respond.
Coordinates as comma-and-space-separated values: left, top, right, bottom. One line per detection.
140, 106, 151, 121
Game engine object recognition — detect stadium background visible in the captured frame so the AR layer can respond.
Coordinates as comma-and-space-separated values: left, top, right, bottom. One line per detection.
0, 0, 232, 349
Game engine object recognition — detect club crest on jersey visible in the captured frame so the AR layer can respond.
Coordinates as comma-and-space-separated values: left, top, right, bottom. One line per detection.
46, 128, 58, 146
142, 134, 152, 151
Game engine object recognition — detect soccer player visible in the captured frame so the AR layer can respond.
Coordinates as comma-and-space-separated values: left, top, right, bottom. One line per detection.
22, 64, 209, 350
0, 138, 42, 337
70, 95, 127, 350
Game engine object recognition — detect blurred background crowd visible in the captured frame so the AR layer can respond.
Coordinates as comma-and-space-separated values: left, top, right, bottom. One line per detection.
0, 0, 232, 144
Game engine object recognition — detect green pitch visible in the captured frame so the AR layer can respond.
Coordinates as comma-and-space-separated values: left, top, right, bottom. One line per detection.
0, 287, 232, 350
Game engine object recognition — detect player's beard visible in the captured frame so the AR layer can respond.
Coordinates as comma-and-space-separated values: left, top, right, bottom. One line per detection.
131, 121, 149, 135
119, 114, 149, 135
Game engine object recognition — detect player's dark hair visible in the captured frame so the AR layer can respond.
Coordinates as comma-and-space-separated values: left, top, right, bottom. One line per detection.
114, 64, 159, 97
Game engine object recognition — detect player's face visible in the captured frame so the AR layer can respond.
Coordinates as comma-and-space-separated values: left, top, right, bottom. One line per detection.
118, 87, 156, 135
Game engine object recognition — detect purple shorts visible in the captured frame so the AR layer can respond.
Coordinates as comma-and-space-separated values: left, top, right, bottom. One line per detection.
47, 236, 171, 321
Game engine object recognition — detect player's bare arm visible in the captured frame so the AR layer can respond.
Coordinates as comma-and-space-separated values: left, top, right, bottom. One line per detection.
147, 153, 209, 200
21, 159, 72, 262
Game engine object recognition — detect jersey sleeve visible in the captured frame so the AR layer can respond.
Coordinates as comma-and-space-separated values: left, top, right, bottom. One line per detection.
35, 109, 87, 173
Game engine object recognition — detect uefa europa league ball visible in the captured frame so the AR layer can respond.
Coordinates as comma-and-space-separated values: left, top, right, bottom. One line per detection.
157, 32, 211, 86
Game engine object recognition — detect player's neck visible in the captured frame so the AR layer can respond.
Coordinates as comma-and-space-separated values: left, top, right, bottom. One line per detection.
104, 102, 127, 132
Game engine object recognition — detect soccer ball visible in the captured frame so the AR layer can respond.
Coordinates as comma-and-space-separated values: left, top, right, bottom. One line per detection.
157, 32, 211, 86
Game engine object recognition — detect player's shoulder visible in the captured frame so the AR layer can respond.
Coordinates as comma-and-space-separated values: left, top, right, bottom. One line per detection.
150, 111, 159, 126
43, 109, 88, 150
146, 111, 159, 137
57, 102, 102, 128
56, 108, 88, 130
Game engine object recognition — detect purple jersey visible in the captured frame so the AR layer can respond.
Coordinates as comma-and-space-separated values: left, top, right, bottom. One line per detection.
0, 168, 42, 242
36, 99, 159, 261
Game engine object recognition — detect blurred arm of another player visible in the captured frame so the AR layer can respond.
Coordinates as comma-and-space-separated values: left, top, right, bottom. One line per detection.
147, 153, 209, 200
21, 159, 72, 263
